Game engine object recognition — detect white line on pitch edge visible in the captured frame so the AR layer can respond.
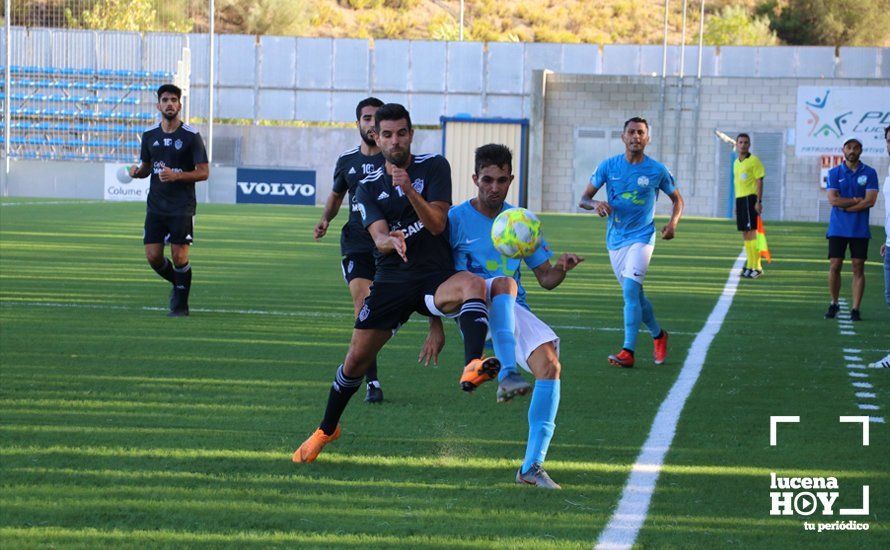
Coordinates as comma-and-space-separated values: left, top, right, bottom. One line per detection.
843, 348, 861, 353
869, 417, 885, 424
847, 364, 866, 370
594, 253, 745, 550
844, 356, 863, 361
855, 392, 876, 399
853, 382, 874, 389
857, 404, 880, 411
841, 331, 856, 336
849, 372, 869, 378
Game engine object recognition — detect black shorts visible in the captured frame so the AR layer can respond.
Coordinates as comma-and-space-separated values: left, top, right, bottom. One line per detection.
828, 237, 868, 260
355, 270, 456, 331
341, 253, 376, 285
735, 195, 759, 231
144, 212, 194, 245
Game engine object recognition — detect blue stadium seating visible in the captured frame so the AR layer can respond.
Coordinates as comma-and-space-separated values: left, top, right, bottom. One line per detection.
1, 64, 172, 161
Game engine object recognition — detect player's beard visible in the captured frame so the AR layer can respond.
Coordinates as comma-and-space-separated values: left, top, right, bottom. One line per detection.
162, 110, 179, 121
360, 128, 376, 147
384, 147, 410, 168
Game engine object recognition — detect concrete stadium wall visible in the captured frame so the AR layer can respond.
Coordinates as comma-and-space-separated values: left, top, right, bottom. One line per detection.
0, 126, 442, 205
5, 27, 888, 125
531, 73, 890, 224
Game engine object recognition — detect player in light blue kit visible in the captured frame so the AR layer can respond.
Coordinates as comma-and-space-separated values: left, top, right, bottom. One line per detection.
420, 144, 583, 489
579, 117, 684, 368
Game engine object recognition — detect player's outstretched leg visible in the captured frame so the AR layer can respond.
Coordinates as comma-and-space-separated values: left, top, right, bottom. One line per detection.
609, 278, 641, 368
516, 342, 561, 489
639, 289, 668, 365
488, 277, 531, 403
348, 277, 383, 403
293, 328, 390, 463
433, 272, 501, 391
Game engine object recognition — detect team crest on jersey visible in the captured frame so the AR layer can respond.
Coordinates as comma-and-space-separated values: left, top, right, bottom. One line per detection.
637, 176, 650, 187
857, 175, 867, 186
358, 304, 370, 322
174, 139, 183, 150
412, 179, 424, 193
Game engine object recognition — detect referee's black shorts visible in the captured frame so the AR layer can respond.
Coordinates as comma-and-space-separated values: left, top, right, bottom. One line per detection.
735, 195, 759, 231
355, 270, 456, 332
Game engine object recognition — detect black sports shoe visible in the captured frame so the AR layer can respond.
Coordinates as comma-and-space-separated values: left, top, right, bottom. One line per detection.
824, 303, 840, 319
740, 268, 751, 278
748, 269, 763, 279
850, 309, 862, 321
365, 382, 383, 403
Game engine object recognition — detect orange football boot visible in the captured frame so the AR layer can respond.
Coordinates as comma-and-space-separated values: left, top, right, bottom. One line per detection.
459, 357, 501, 392
608, 349, 635, 368
292, 425, 341, 463
653, 331, 669, 365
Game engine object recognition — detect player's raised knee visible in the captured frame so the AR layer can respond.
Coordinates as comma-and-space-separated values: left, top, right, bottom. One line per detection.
490, 276, 518, 297
540, 358, 561, 380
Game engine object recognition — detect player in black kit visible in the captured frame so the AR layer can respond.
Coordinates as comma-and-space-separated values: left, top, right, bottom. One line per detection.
293, 104, 499, 463
129, 84, 209, 317
314, 97, 386, 403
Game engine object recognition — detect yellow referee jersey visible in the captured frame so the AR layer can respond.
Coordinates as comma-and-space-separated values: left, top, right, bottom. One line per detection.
733, 154, 765, 198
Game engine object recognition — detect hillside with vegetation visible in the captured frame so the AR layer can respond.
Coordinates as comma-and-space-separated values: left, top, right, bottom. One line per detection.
13, 0, 890, 46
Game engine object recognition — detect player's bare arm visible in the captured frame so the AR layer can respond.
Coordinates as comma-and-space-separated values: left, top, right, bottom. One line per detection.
578, 183, 611, 216
419, 316, 445, 366
755, 177, 764, 214
315, 190, 346, 240
661, 189, 684, 240
159, 163, 209, 183
367, 219, 407, 261
842, 189, 878, 212
390, 164, 450, 235
130, 162, 152, 179
826, 189, 862, 209
533, 254, 585, 290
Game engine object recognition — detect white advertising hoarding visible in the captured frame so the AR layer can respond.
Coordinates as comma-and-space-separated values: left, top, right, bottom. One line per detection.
796, 86, 890, 156
104, 163, 150, 202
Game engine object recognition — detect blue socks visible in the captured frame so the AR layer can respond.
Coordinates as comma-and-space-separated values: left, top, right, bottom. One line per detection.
522, 379, 560, 473
622, 278, 643, 351
490, 293, 518, 381
639, 289, 662, 338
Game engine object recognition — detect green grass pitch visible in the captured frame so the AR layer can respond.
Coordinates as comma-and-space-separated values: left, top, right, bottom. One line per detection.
1, 199, 887, 548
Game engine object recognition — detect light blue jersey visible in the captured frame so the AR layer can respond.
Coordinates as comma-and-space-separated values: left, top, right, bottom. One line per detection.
590, 154, 677, 250
449, 200, 553, 310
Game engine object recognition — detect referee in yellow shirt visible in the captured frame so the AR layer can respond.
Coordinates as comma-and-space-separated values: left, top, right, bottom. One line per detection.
733, 133, 765, 278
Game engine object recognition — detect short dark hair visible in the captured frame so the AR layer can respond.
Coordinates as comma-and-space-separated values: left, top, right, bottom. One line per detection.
623, 116, 649, 131
474, 144, 513, 174
885, 125, 890, 139
737, 133, 751, 141
356, 97, 384, 121
374, 103, 412, 131
156, 84, 182, 100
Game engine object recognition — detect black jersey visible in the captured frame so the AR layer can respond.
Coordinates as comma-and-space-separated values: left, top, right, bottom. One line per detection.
140, 122, 208, 216
332, 146, 385, 256
355, 154, 453, 283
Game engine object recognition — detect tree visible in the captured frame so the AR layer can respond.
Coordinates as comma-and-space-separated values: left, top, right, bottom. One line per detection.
704, 5, 777, 46
68, 0, 192, 33
758, 0, 890, 46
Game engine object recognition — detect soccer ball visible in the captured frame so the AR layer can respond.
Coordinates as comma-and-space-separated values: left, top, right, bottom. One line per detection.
491, 207, 542, 258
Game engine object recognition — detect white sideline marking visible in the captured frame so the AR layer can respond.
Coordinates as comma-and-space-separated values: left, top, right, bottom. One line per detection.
853, 382, 873, 389
849, 372, 869, 378
857, 404, 880, 411
855, 392, 876, 399
846, 364, 866, 370
841, 331, 856, 336
844, 355, 863, 362
595, 254, 745, 550
0, 200, 102, 207
870, 417, 885, 424
843, 348, 861, 353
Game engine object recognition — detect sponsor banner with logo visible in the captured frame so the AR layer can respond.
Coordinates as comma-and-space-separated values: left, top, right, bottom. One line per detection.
796, 86, 890, 156
104, 163, 149, 202
235, 168, 316, 205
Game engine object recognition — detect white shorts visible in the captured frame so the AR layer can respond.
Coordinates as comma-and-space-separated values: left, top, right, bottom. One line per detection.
609, 242, 655, 285
485, 277, 560, 374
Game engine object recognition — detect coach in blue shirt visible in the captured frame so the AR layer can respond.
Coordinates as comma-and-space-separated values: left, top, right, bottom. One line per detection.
824, 136, 879, 321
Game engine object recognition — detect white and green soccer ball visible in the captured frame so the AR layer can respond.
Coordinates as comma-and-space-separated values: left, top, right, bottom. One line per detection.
491, 207, 542, 259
